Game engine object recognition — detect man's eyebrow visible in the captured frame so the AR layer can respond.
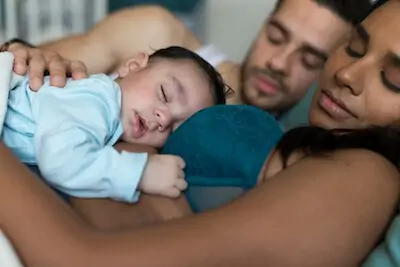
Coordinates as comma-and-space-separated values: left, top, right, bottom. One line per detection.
355, 24, 370, 45
302, 45, 329, 62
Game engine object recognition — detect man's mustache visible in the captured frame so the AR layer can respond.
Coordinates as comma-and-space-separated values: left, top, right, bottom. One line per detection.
250, 67, 288, 94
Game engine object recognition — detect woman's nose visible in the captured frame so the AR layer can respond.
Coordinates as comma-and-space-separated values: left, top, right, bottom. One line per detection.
334, 60, 365, 96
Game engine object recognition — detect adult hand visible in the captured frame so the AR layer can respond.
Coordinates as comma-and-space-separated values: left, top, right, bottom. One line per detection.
8, 43, 88, 91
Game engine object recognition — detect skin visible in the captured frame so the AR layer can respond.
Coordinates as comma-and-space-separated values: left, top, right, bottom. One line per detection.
309, 3, 400, 129
6, 0, 357, 229
1, 2, 400, 266
0, 145, 398, 267
117, 54, 213, 147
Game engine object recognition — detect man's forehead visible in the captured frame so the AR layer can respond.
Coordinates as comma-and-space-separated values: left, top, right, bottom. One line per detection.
271, 0, 351, 51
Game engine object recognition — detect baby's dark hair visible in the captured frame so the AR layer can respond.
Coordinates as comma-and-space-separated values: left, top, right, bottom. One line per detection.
149, 46, 228, 105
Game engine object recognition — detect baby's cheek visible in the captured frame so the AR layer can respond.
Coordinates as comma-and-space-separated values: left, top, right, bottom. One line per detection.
147, 131, 170, 149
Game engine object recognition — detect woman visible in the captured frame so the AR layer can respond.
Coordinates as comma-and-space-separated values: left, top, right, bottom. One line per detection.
1, 0, 400, 266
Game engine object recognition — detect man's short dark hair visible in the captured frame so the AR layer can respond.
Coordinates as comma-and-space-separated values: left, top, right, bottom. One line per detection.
274, 0, 373, 24
149, 46, 228, 105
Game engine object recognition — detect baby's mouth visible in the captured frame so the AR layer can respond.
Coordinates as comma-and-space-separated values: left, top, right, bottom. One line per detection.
131, 111, 147, 138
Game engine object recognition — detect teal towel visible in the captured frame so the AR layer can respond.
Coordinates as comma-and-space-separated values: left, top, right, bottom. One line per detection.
161, 105, 283, 190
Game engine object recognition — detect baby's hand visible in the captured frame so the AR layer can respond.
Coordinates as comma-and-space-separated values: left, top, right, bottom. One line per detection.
139, 154, 187, 198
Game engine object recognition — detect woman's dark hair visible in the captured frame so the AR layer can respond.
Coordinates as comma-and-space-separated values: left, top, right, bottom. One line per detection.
276, 126, 400, 169
149, 46, 229, 105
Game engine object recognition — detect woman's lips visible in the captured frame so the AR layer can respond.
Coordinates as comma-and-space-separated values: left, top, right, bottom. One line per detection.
318, 90, 355, 120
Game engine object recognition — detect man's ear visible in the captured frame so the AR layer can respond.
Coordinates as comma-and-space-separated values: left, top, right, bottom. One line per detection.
118, 52, 149, 78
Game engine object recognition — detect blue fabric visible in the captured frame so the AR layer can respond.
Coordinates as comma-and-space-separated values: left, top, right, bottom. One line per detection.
278, 83, 316, 131
3, 74, 146, 203
160, 105, 283, 212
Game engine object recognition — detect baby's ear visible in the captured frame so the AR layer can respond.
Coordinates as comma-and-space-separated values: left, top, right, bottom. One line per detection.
118, 52, 149, 78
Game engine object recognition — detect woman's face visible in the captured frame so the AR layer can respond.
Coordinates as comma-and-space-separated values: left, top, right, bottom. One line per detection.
309, 0, 400, 129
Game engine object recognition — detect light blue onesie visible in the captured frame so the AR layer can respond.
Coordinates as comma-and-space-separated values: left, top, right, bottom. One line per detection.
2, 74, 147, 203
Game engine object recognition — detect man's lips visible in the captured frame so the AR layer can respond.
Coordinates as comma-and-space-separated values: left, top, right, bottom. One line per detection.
318, 90, 356, 120
130, 111, 147, 139
254, 74, 279, 95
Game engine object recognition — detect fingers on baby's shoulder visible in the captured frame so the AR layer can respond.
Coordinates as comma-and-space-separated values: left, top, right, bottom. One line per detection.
70, 60, 88, 79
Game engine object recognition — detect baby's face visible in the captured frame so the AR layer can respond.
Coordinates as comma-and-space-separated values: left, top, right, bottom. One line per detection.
118, 55, 214, 148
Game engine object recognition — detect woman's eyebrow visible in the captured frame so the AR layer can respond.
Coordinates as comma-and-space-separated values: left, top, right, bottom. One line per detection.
355, 24, 370, 45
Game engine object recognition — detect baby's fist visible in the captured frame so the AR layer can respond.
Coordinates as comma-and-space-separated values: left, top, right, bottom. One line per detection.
140, 154, 187, 198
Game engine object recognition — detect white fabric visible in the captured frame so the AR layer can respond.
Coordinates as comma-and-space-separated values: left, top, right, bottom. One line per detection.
0, 52, 14, 133
195, 44, 228, 68
0, 231, 24, 267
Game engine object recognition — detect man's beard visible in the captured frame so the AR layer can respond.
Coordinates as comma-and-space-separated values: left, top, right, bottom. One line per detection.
239, 58, 288, 115
239, 61, 252, 106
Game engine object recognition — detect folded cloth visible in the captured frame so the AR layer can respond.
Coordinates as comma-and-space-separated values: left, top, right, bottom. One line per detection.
161, 105, 283, 211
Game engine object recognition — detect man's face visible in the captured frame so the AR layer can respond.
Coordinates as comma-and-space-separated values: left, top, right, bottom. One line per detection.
241, 0, 352, 115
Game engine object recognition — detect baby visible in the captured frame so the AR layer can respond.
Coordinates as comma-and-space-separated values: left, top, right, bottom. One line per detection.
2, 46, 226, 203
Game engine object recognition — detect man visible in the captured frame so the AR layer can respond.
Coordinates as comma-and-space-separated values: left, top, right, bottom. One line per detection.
5, 0, 372, 229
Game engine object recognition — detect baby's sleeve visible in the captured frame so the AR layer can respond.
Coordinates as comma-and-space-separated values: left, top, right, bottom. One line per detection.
35, 126, 147, 202
32, 75, 147, 202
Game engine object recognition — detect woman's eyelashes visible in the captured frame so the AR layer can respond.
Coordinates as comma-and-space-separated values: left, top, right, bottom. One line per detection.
381, 71, 400, 93
344, 32, 366, 58
345, 44, 364, 58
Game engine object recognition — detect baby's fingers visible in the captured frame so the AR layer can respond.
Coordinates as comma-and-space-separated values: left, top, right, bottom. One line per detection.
175, 178, 188, 191
165, 187, 181, 198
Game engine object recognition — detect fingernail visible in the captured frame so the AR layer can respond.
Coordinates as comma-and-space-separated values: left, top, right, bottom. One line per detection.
53, 76, 63, 86
15, 64, 25, 74
30, 79, 40, 91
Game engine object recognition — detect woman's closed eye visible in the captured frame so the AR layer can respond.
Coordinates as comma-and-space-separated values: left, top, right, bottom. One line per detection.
381, 55, 400, 93
344, 30, 366, 58
381, 70, 400, 93
345, 45, 364, 58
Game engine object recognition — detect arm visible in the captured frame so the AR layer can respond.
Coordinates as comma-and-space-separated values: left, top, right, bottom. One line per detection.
35, 126, 147, 203
8, 5, 240, 91
0, 147, 397, 267
71, 142, 192, 231
40, 5, 203, 75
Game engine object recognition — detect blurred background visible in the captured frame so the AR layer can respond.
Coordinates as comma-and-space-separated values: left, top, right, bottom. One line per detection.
0, 0, 274, 62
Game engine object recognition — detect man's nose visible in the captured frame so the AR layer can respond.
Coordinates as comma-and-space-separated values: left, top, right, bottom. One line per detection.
266, 46, 292, 77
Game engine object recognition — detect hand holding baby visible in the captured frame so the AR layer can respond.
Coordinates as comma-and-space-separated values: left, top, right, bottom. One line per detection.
140, 155, 187, 198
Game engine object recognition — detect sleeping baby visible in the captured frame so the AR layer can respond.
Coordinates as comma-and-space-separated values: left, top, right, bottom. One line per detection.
2, 46, 226, 203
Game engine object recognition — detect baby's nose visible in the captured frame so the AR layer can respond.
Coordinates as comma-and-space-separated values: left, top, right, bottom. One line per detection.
154, 109, 172, 130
